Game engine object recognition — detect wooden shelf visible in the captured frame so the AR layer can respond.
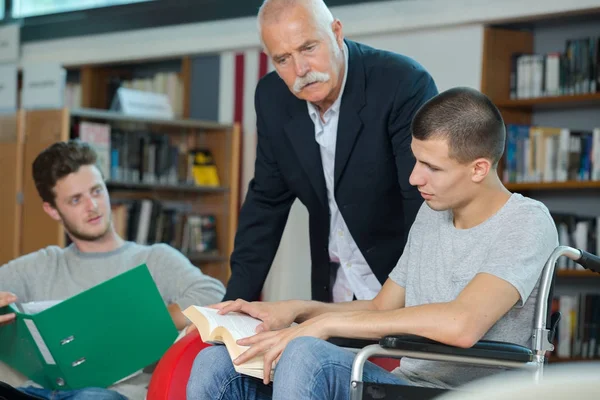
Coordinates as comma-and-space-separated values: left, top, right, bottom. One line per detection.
505, 181, 600, 191
187, 253, 228, 263
495, 93, 600, 109
106, 181, 228, 193
70, 107, 231, 130
556, 270, 600, 278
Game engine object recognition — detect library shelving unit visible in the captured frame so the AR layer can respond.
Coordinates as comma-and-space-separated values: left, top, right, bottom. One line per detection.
481, 23, 600, 192
15, 107, 239, 285
71, 56, 192, 118
480, 14, 600, 363
7, 52, 239, 284
0, 111, 25, 266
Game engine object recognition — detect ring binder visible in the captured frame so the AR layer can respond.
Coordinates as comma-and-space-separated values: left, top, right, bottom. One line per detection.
0, 264, 179, 390
71, 357, 86, 367
60, 336, 75, 345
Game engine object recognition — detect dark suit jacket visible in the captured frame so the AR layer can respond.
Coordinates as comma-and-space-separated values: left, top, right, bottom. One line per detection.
224, 39, 438, 302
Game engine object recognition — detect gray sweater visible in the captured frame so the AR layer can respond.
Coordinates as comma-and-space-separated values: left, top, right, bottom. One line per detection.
0, 241, 225, 309
0, 241, 226, 398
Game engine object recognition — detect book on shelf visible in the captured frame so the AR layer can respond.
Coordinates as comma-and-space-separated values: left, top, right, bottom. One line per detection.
78, 121, 111, 179
190, 149, 220, 187
552, 294, 600, 360
509, 36, 600, 99
552, 213, 599, 271
181, 214, 218, 255
111, 201, 218, 257
182, 306, 275, 380
116, 71, 184, 118
107, 129, 185, 185
503, 125, 600, 184
74, 121, 222, 187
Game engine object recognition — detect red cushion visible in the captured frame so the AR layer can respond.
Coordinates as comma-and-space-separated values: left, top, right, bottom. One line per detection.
371, 357, 400, 371
146, 330, 211, 400
146, 331, 399, 399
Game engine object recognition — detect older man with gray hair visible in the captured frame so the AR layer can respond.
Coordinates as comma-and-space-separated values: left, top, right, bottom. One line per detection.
224, 0, 437, 309
187, 0, 444, 399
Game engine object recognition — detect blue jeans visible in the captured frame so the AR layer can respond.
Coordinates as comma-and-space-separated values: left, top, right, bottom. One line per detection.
186, 336, 409, 400
18, 386, 127, 400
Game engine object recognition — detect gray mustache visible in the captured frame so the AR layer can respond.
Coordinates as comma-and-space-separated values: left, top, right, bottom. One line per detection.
293, 71, 330, 93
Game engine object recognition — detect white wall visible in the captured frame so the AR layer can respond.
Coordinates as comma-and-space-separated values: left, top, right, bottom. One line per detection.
262, 201, 312, 301
357, 24, 484, 92
19, 0, 600, 67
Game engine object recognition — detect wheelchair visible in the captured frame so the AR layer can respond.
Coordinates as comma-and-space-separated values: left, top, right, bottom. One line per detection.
343, 245, 600, 400
145, 245, 599, 399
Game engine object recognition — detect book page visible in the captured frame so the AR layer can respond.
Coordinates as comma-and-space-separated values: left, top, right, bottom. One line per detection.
193, 307, 261, 341
19, 300, 61, 315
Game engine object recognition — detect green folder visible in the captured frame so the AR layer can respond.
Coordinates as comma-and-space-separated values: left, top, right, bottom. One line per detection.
0, 264, 178, 390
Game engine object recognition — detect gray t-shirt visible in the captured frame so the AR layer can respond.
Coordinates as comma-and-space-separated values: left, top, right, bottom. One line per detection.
389, 193, 558, 389
0, 241, 226, 398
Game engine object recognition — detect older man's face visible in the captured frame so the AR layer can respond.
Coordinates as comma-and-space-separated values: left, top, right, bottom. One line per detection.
261, 6, 344, 107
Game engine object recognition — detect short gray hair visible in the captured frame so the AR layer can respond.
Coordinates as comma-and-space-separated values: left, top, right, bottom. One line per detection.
257, 0, 336, 52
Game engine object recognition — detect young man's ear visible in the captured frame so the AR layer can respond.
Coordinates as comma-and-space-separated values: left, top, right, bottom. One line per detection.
42, 202, 62, 222
471, 158, 491, 183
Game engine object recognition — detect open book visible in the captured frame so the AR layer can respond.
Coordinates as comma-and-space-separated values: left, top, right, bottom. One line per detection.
182, 306, 274, 380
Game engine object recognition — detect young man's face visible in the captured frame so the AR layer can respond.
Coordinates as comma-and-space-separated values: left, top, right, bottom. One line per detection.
44, 165, 112, 241
261, 5, 345, 107
409, 137, 476, 212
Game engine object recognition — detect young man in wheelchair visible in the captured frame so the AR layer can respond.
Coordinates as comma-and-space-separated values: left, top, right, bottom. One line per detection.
185, 86, 560, 400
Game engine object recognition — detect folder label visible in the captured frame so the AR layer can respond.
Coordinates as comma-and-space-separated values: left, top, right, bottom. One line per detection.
24, 319, 56, 365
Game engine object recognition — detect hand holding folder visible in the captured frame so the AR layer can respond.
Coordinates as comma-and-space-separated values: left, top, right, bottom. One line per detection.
0, 264, 179, 390
0, 291, 17, 325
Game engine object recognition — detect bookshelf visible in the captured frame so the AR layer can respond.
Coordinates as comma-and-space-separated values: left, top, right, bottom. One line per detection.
557, 270, 600, 278
505, 181, 600, 191
7, 52, 239, 285
72, 56, 191, 118
0, 112, 25, 266
106, 181, 229, 193
21, 109, 71, 255
16, 108, 240, 285
496, 93, 600, 109
481, 13, 600, 364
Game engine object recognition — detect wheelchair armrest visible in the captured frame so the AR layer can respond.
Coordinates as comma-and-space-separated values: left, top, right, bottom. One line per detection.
379, 335, 533, 363
328, 337, 380, 349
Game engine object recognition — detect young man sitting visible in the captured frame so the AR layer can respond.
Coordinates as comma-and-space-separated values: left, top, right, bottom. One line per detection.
185, 87, 559, 400
0, 141, 226, 400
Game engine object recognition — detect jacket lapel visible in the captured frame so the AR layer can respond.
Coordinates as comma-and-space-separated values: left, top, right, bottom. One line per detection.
334, 40, 366, 188
284, 104, 328, 208
282, 40, 366, 207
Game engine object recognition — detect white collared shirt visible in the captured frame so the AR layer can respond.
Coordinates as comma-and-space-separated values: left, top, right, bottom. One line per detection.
306, 43, 382, 302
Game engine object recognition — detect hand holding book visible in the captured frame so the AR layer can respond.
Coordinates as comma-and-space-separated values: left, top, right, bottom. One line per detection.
183, 303, 330, 384
232, 314, 330, 385
212, 299, 301, 333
